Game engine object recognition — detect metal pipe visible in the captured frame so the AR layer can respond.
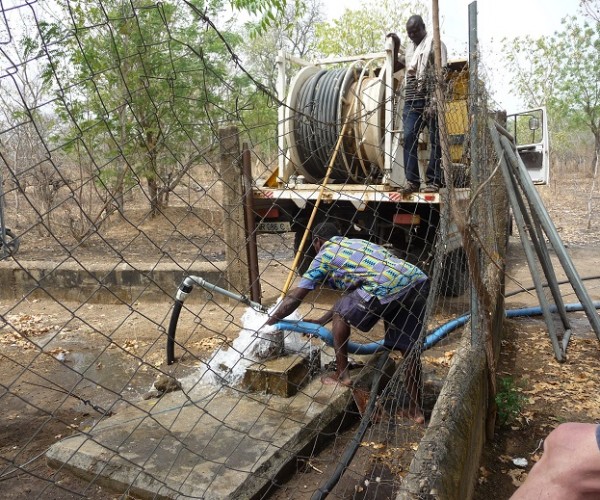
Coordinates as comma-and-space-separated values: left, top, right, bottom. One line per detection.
276, 50, 286, 182
500, 134, 600, 341
0, 164, 6, 260
494, 121, 515, 143
187, 275, 266, 312
468, 1, 482, 347
241, 145, 261, 304
489, 121, 566, 361
383, 35, 394, 182
167, 275, 267, 364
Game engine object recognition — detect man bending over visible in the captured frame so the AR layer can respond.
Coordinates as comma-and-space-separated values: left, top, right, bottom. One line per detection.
267, 222, 430, 424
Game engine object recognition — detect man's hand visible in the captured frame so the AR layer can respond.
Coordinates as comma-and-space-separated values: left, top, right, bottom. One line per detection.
266, 287, 310, 325
425, 98, 436, 119
310, 309, 334, 326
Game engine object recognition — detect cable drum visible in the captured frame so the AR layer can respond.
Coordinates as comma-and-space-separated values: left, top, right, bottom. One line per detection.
286, 62, 387, 183
312, 70, 337, 168
294, 69, 326, 179
354, 68, 386, 172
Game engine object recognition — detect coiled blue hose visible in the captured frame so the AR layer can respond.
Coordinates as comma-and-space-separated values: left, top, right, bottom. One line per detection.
275, 301, 600, 354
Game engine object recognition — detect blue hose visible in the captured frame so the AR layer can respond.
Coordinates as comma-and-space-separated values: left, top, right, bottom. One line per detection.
274, 321, 387, 355
275, 301, 600, 354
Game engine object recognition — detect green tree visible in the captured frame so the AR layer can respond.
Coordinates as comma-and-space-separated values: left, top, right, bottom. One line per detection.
242, 0, 324, 91
42, 0, 240, 216
581, 0, 600, 22
234, 0, 324, 161
230, 0, 292, 35
502, 14, 600, 175
0, 12, 60, 229
315, 0, 428, 57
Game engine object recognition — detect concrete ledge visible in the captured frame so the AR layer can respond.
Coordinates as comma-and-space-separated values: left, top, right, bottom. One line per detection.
0, 260, 227, 304
400, 331, 488, 499
47, 377, 354, 499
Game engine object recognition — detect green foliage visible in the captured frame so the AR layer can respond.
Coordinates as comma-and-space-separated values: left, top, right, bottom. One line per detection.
230, 0, 292, 36
314, 0, 428, 57
495, 377, 525, 426
237, 0, 323, 158
41, 0, 243, 212
502, 10, 600, 169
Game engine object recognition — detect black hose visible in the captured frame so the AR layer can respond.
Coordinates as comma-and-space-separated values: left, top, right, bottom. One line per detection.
314, 70, 337, 167
295, 68, 351, 182
315, 69, 346, 179
295, 72, 316, 175
167, 300, 184, 365
311, 351, 391, 500
296, 70, 327, 179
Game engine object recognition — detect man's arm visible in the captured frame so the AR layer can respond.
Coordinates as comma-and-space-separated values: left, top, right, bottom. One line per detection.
311, 308, 334, 326
266, 287, 311, 325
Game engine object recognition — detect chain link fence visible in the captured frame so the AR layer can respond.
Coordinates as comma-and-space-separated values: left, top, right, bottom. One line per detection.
0, 2, 509, 498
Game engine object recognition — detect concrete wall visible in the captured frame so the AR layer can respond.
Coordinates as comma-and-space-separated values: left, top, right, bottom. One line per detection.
400, 331, 488, 499
0, 260, 226, 304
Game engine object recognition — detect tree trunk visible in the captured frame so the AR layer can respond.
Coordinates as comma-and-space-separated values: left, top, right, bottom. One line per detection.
586, 138, 599, 230
145, 132, 162, 217
147, 177, 160, 217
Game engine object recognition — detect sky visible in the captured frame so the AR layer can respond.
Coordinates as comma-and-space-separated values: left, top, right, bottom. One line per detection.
322, 0, 578, 110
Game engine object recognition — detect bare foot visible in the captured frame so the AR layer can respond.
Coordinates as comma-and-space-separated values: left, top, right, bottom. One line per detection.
396, 407, 425, 425
320, 372, 352, 387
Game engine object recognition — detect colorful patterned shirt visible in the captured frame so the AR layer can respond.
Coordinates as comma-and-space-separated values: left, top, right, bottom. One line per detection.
298, 236, 427, 304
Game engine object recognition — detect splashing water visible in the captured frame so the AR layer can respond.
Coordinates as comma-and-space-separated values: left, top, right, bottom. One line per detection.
180, 303, 315, 391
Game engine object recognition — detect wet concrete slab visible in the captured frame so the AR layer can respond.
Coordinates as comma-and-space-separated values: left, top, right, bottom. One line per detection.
242, 352, 320, 397
46, 377, 354, 499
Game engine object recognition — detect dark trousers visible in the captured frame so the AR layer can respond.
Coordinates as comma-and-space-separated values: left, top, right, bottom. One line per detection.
402, 98, 442, 187
333, 280, 430, 352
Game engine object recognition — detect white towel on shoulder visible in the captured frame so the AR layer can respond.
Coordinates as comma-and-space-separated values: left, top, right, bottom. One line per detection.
405, 33, 447, 84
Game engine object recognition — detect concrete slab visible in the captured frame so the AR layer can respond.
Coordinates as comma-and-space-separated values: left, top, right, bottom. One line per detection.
242, 352, 320, 397
46, 377, 353, 499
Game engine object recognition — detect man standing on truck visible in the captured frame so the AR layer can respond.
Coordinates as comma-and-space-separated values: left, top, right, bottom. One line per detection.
402, 14, 447, 194
266, 222, 430, 424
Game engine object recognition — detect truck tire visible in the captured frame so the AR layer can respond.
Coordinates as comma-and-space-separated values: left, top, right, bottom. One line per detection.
439, 248, 469, 297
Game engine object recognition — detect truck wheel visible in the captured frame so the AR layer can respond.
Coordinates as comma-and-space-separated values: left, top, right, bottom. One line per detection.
439, 248, 469, 297
294, 230, 316, 275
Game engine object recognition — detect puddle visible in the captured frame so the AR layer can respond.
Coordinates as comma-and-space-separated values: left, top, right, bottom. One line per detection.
30, 330, 157, 407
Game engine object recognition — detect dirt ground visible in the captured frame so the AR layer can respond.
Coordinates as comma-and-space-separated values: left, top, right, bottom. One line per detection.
472, 172, 600, 499
1, 173, 599, 499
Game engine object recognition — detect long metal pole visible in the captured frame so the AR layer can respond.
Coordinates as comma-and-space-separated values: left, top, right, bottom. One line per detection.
500, 134, 600, 341
468, 1, 480, 347
0, 165, 6, 259
489, 121, 566, 361
241, 145, 262, 304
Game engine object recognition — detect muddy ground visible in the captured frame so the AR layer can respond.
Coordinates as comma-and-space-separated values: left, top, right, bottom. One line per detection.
1, 173, 599, 499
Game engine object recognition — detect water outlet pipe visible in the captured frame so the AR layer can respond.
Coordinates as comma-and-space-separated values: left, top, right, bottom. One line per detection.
167, 276, 267, 365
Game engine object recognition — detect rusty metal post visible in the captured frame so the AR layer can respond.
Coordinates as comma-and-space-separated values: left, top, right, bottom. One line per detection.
219, 126, 249, 299
241, 145, 261, 304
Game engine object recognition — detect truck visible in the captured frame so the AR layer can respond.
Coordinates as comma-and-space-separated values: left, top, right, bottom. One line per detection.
251, 35, 549, 296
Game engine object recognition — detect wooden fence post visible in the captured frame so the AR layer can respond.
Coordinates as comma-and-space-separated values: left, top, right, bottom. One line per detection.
219, 126, 249, 300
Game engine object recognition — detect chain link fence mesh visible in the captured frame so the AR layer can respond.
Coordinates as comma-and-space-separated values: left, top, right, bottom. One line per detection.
1, 2, 509, 498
